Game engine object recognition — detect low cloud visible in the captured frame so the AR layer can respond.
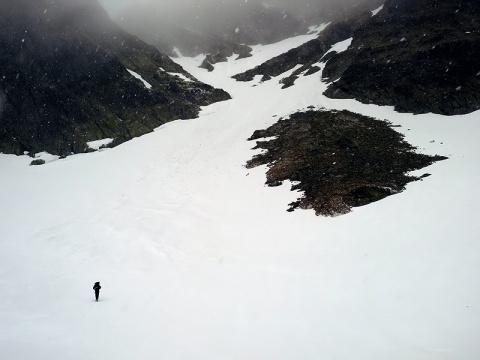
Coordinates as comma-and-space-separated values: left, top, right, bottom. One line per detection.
100, 0, 377, 20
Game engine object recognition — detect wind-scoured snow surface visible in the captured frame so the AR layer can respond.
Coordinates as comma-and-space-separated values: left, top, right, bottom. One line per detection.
1, 32, 480, 360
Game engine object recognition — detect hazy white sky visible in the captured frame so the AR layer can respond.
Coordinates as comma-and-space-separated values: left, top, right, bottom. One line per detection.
98, 0, 364, 18
99, 0, 138, 15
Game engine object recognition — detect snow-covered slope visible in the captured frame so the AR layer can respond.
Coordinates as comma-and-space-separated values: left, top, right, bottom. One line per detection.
1, 33, 480, 360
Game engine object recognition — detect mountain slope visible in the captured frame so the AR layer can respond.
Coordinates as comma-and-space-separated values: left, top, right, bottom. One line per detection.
231, 0, 480, 116
0, 0, 229, 156
231, 1, 383, 85
116, 8, 253, 60
115, 1, 309, 58
1, 30, 480, 360
231, 14, 370, 84
323, 0, 480, 115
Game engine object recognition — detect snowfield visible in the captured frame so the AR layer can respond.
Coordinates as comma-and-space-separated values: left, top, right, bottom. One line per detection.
1, 33, 480, 360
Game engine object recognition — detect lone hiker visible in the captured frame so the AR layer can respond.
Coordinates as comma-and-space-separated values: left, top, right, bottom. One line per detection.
93, 282, 101, 302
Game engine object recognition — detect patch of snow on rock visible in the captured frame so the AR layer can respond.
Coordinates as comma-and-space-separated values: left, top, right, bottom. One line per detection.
168, 72, 193, 82
87, 138, 114, 150
371, 5, 384, 16
323, 37, 353, 58
308, 23, 330, 35
173, 47, 183, 57
126, 69, 152, 89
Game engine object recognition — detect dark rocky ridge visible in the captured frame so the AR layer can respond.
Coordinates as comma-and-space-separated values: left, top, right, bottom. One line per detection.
0, 0, 230, 156
247, 110, 447, 216
232, 15, 370, 84
199, 44, 253, 73
231, 1, 383, 85
323, 0, 480, 115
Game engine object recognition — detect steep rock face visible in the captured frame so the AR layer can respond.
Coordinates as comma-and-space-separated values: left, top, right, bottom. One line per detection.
231, 0, 384, 85
323, 0, 480, 115
232, 12, 373, 84
0, 0, 230, 156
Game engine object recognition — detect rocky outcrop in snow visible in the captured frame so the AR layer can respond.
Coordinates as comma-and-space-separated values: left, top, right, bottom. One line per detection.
247, 109, 447, 216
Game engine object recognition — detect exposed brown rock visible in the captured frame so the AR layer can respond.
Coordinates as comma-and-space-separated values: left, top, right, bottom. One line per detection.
247, 109, 447, 216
